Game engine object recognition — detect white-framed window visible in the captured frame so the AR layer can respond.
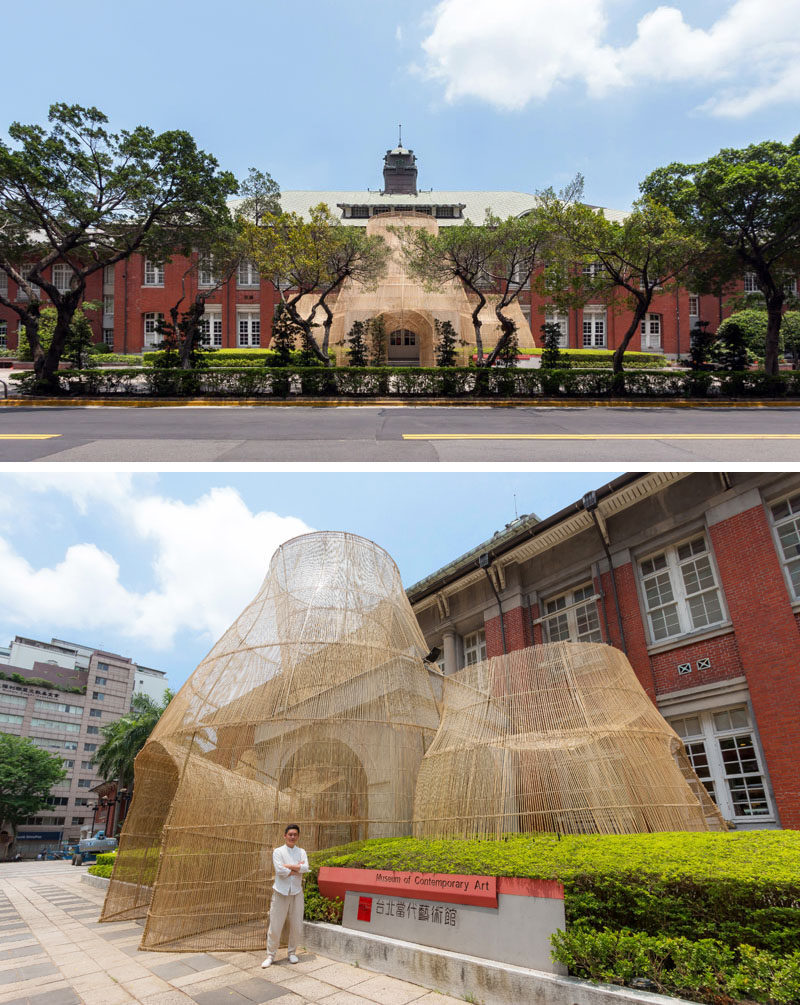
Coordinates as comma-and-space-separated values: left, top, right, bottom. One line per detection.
143, 259, 164, 286
769, 491, 800, 600
0, 271, 8, 297
34, 700, 82, 715
237, 260, 260, 288
143, 312, 164, 348
640, 312, 661, 349
582, 262, 603, 279
0, 320, 6, 348
582, 307, 606, 347
30, 718, 80, 733
669, 706, 774, 821
0, 694, 27, 707
784, 276, 798, 297
16, 265, 35, 301
543, 583, 602, 643
103, 294, 114, 318
197, 256, 217, 288
544, 310, 568, 347
688, 294, 699, 318
103, 264, 115, 287
237, 310, 261, 347
0, 712, 23, 727
200, 311, 223, 347
102, 328, 114, 346
463, 629, 487, 667
743, 272, 760, 294
639, 535, 725, 643
51, 263, 73, 293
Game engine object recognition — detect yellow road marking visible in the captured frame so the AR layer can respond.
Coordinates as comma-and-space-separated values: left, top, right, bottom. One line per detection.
403, 433, 800, 441
0, 434, 61, 440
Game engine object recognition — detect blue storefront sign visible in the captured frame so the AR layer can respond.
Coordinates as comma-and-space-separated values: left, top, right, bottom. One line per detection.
17, 831, 62, 841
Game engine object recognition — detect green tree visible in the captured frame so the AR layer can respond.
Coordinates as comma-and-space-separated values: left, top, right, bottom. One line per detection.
641, 136, 800, 375
367, 315, 387, 366
0, 733, 66, 857
17, 303, 99, 365
0, 103, 237, 391
714, 309, 778, 362
711, 320, 749, 372
271, 301, 301, 365
403, 211, 550, 366
247, 204, 389, 365
93, 690, 173, 792
235, 167, 281, 226
346, 320, 369, 367
541, 179, 702, 373
687, 321, 715, 371
540, 321, 568, 369
434, 319, 458, 367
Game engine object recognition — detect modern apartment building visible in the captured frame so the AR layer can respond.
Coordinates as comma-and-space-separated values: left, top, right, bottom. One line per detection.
0, 636, 168, 854
408, 471, 800, 831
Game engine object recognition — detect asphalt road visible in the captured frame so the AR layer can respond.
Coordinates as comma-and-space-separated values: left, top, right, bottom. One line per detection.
2, 404, 800, 462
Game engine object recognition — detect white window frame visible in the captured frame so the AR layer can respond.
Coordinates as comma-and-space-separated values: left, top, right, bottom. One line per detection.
237, 260, 260, 288
582, 262, 603, 279
143, 259, 164, 287
668, 705, 775, 823
541, 583, 602, 643
743, 272, 760, 294
143, 312, 164, 348
51, 263, 73, 293
544, 310, 569, 348
688, 294, 699, 318
237, 310, 261, 347
638, 534, 726, 644
640, 312, 662, 350
103, 264, 115, 287
16, 265, 34, 301
582, 306, 606, 347
197, 256, 217, 288
0, 320, 6, 348
103, 294, 114, 318
199, 311, 223, 347
102, 328, 114, 346
0, 271, 8, 297
784, 276, 798, 297
463, 629, 487, 667
768, 491, 800, 601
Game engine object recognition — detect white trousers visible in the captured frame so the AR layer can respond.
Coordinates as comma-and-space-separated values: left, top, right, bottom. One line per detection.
266, 889, 304, 955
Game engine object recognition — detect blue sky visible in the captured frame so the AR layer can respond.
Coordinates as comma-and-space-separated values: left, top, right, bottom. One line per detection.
0, 471, 621, 690
1, 1, 797, 210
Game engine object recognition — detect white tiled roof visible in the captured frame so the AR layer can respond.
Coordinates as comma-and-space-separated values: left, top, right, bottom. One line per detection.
231, 191, 628, 226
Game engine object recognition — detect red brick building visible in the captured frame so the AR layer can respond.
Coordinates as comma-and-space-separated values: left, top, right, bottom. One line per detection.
408, 472, 800, 830
1, 146, 795, 358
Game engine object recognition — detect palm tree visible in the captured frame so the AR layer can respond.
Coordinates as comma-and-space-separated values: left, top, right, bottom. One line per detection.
93, 690, 173, 790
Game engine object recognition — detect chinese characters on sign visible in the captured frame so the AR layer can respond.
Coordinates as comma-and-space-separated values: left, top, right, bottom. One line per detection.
368, 897, 459, 928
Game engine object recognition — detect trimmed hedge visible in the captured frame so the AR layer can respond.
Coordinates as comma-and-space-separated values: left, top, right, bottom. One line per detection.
87, 850, 117, 879
551, 929, 800, 1005
141, 348, 336, 368
520, 348, 670, 368
309, 832, 800, 955
11, 366, 800, 398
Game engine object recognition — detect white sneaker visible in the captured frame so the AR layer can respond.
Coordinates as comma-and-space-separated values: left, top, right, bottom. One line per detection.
261, 955, 273, 968
288, 953, 299, 964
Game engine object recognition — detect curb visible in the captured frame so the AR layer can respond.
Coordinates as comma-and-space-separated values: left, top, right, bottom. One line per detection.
4, 397, 800, 409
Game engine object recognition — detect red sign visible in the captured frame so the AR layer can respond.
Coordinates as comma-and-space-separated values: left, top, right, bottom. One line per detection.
318, 867, 498, 908
357, 896, 372, 922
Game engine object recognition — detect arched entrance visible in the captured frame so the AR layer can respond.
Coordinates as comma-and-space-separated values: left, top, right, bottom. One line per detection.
388, 328, 420, 365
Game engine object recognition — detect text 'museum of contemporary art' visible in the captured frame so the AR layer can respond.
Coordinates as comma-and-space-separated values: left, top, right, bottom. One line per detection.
100, 532, 724, 952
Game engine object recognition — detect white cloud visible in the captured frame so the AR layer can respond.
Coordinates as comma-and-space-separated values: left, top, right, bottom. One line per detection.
0, 483, 313, 650
420, 0, 800, 117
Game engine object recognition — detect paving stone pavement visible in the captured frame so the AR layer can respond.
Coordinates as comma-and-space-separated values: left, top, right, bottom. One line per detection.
0, 863, 466, 1005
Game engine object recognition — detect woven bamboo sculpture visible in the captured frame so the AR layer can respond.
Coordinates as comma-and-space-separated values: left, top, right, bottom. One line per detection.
413, 642, 726, 838
100, 531, 441, 951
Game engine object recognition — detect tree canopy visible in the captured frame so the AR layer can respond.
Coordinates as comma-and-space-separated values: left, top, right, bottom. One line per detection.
246, 204, 389, 365
641, 136, 800, 374
0, 103, 237, 388
0, 733, 66, 854
540, 179, 701, 372
93, 690, 173, 791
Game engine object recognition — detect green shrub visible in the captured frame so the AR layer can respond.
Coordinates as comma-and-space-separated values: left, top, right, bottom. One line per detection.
551, 928, 800, 1005
87, 863, 114, 878
95, 852, 117, 866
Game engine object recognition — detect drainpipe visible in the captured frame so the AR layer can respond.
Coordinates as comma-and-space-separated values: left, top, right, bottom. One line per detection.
582, 492, 627, 654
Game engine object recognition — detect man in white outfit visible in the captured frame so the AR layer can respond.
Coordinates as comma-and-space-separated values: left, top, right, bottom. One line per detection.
262, 824, 309, 967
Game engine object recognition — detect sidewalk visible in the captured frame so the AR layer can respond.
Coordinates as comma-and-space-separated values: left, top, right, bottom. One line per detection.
0, 862, 462, 1005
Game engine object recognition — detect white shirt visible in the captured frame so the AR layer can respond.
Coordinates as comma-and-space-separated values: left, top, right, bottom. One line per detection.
272, 843, 309, 896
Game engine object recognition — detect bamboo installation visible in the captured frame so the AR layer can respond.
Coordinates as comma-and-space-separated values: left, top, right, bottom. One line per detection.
100, 531, 441, 951
413, 642, 726, 838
